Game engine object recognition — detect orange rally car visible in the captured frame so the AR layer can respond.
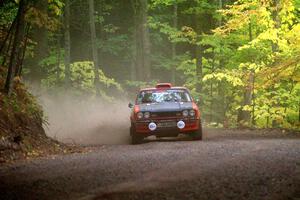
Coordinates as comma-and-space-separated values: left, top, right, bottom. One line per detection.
128, 83, 203, 144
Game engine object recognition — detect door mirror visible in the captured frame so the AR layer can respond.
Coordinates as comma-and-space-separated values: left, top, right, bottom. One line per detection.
128, 102, 134, 108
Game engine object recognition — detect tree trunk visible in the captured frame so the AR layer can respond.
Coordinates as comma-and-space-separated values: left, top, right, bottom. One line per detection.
251, 70, 256, 126
4, 0, 26, 95
218, 0, 223, 26
135, 0, 143, 81
56, 36, 61, 84
195, 45, 203, 94
97, 1, 104, 73
15, 24, 30, 77
64, 0, 71, 87
29, 0, 48, 87
217, 71, 225, 124
140, 0, 151, 81
88, 0, 100, 94
238, 72, 253, 124
171, 3, 177, 84
1, 24, 14, 67
271, 0, 280, 53
134, 0, 151, 81
209, 55, 215, 123
194, 13, 203, 102
0, 18, 16, 56
237, 22, 254, 127
249, 21, 256, 126
298, 101, 300, 123
270, 0, 281, 127
130, 30, 137, 81
216, 0, 226, 124
130, 0, 137, 81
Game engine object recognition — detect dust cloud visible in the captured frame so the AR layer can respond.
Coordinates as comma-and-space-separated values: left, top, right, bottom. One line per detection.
38, 94, 131, 145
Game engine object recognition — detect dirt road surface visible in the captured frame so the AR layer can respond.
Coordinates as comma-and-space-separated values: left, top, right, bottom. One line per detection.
1, 129, 300, 200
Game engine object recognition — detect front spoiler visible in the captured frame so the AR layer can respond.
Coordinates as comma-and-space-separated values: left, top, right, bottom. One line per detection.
133, 119, 200, 135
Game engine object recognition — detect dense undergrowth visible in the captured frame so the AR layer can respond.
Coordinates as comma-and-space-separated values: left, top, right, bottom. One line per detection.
0, 66, 74, 163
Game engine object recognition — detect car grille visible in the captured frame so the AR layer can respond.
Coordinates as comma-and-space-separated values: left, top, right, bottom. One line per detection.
151, 111, 181, 118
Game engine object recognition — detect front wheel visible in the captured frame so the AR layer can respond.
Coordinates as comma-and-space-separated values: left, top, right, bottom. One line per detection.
130, 126, 144, 144
190, 121, 203, 140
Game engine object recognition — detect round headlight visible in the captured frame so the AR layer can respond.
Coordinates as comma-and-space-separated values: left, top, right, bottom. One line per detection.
189, 110, 195, 116
144, 112, 150, 118
137, 112, 143, 119
182, 110, 189, 117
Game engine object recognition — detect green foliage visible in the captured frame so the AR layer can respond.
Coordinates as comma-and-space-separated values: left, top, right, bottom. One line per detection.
4, 0, 297, 130
149, 0, 299, 129
0, 2, 17, 26
148, 17, 195, 43
203, 70, 244, 87
40, 60, 123, 100
0, 81, 43, 121
203, 0, 300, 129
98, 34, 129, 56
48, 0, 64, 16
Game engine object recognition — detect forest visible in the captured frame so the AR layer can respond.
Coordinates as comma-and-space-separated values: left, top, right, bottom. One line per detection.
0, 0, 300, 130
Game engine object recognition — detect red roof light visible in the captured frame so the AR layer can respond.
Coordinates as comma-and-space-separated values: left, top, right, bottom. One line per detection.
155, 83, 172, 89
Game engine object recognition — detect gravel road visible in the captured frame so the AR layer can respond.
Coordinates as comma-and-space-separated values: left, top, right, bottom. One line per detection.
0, 129, 300, 200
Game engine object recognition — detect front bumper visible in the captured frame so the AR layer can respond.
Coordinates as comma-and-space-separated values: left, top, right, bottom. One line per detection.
133, 118, 200, 136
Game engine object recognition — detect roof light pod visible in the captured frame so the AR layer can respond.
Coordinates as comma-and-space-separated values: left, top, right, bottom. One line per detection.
156, 83, 172, 89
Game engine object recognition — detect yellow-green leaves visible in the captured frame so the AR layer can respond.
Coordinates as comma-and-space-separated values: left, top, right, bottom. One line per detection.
48, 0, 64, 16
41, 61, 123, 100
203, 70, 244, 87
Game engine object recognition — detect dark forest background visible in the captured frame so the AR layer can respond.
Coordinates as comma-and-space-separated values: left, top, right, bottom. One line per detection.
0, 0, 299, 129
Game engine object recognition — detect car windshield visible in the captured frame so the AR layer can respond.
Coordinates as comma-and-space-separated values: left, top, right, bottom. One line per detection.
136, 89, 192, 104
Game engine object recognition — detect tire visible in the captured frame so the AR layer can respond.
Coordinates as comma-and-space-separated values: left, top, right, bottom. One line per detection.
190, 120, 203, 141
130, 126, 144, 144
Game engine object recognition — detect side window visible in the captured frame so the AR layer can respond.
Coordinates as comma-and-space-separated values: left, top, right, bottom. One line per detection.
136, 92, 144, 104
142, 93, 152, 103
137, 91, 153, 104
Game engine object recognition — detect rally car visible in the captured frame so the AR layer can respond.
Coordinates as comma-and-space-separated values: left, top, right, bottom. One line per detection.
128, 83, 202, 144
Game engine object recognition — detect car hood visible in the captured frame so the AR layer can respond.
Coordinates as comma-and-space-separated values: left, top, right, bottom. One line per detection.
138, 102, 193, 112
